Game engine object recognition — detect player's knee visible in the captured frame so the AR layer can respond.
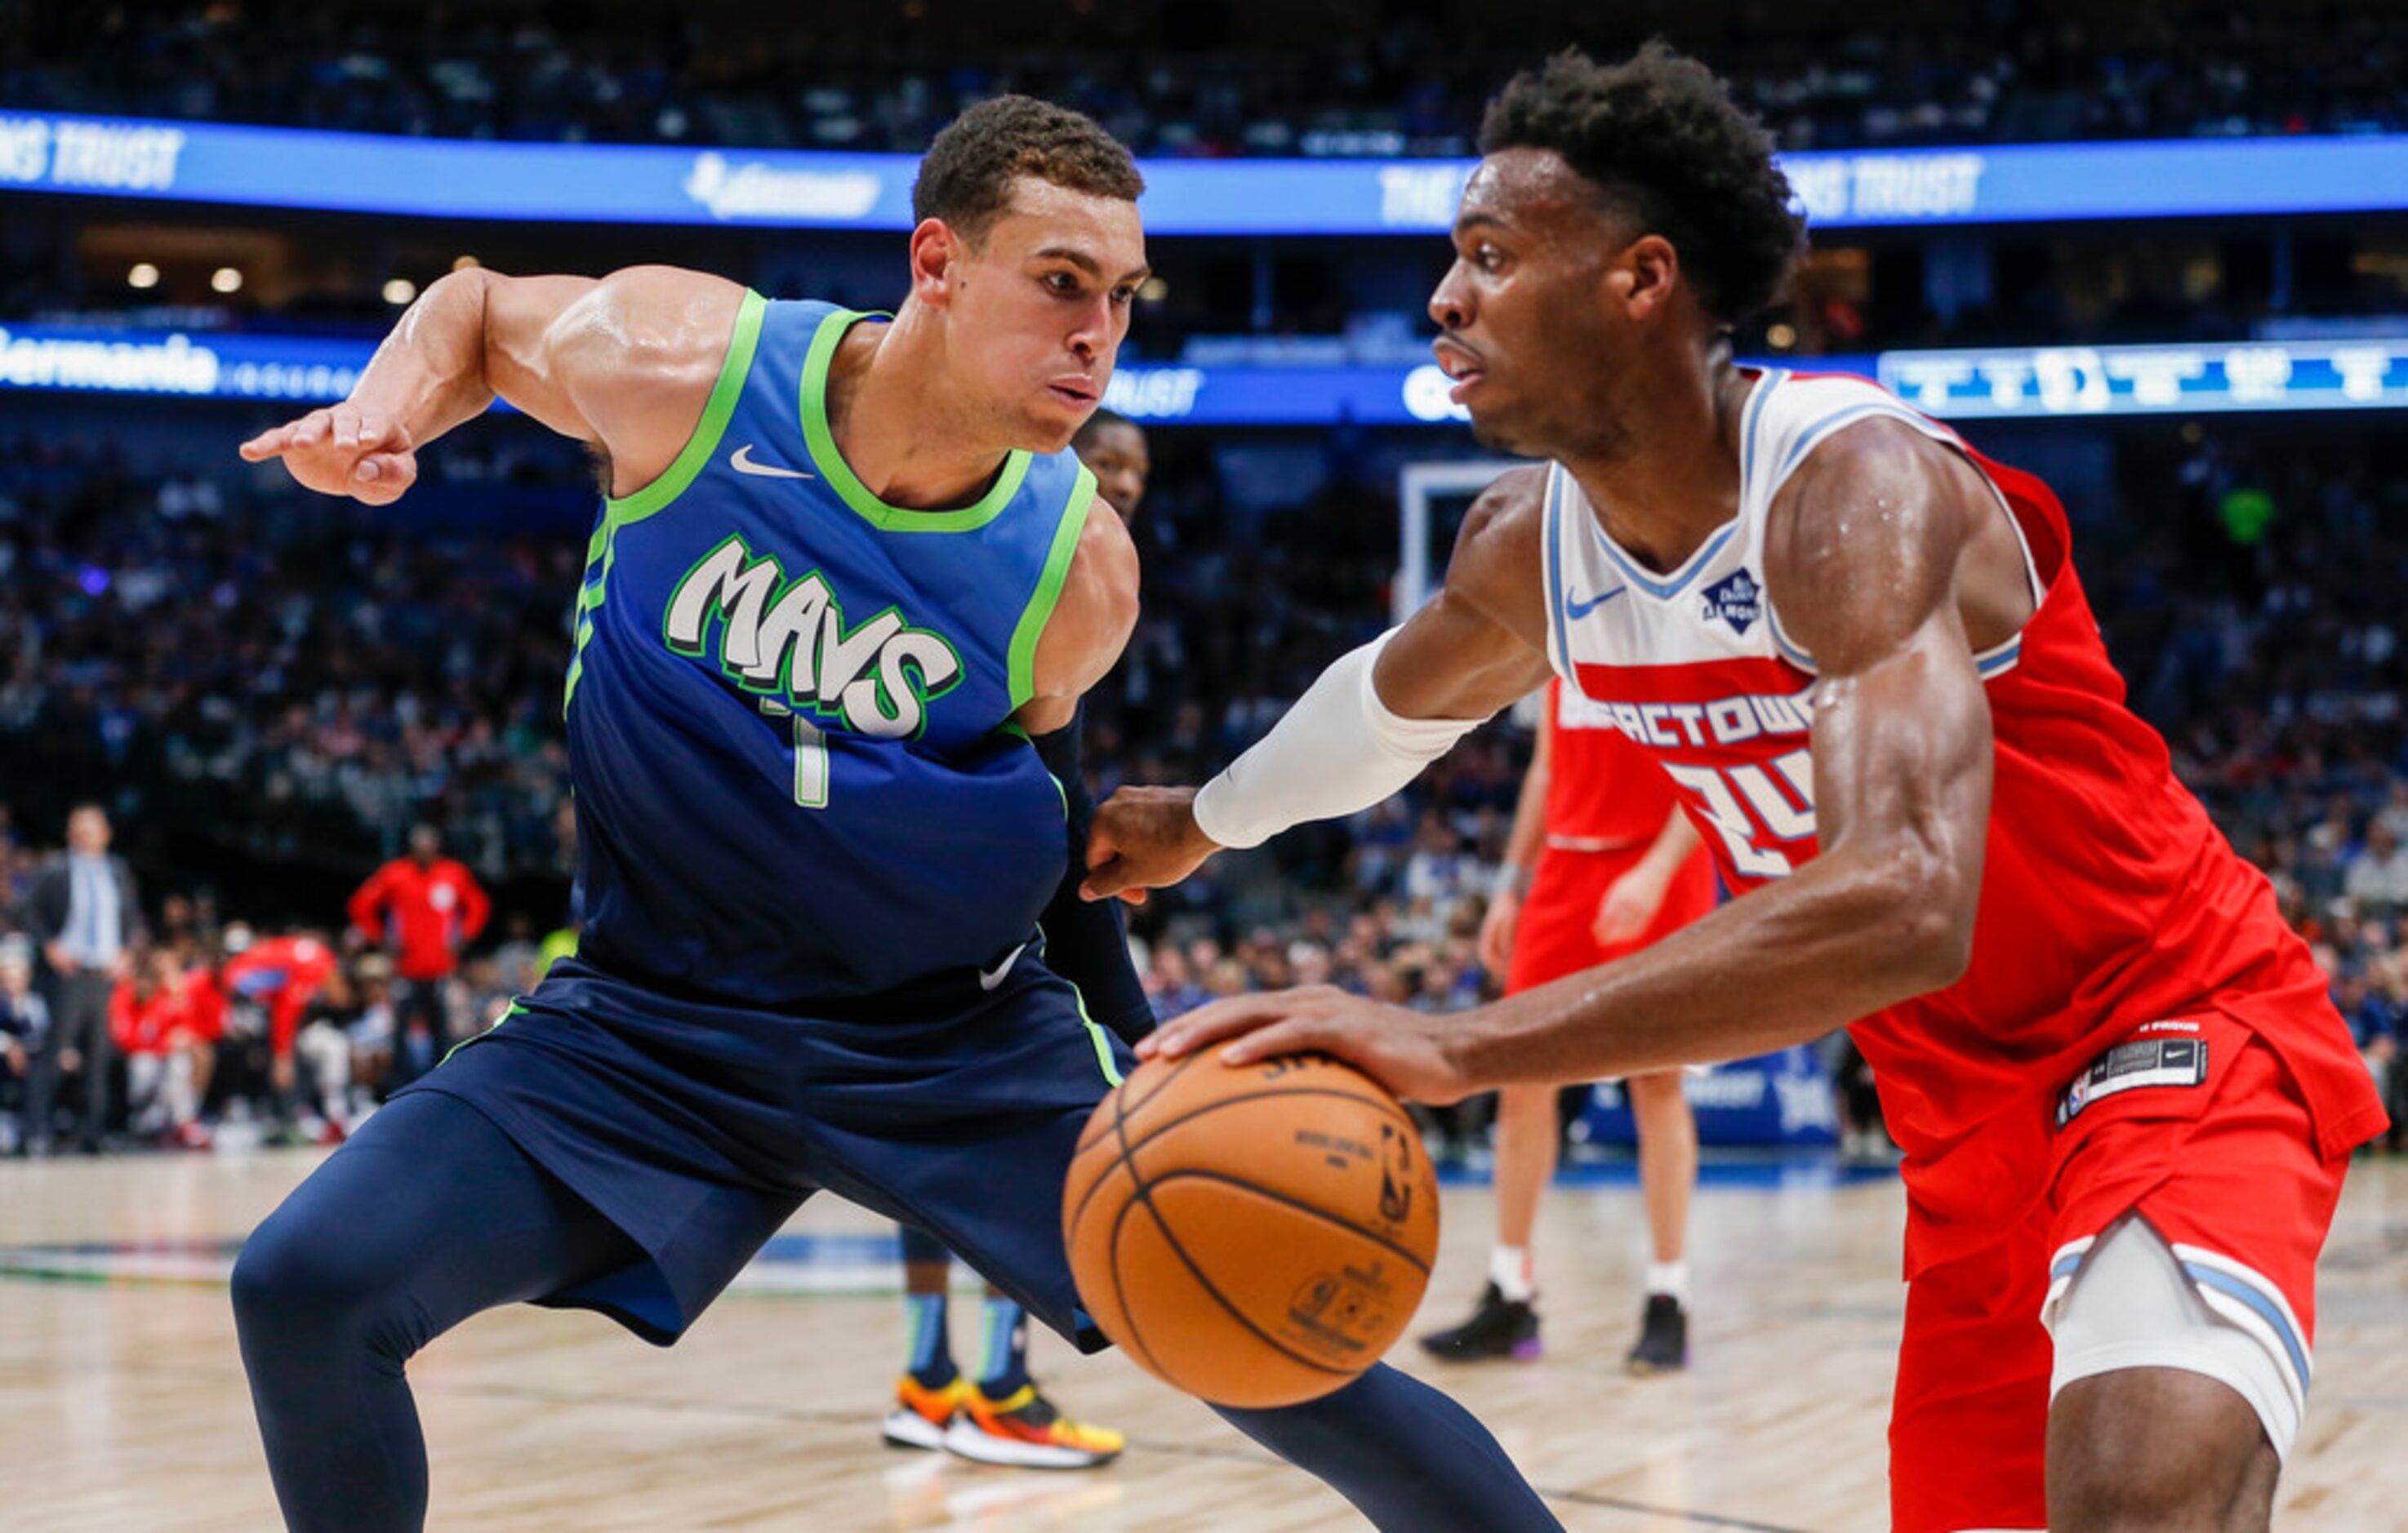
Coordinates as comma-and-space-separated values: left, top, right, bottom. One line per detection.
232, 1206, 400, 1353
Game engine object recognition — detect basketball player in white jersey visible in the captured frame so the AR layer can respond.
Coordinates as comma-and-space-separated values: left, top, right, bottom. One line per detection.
1084, 42, 2384, 1533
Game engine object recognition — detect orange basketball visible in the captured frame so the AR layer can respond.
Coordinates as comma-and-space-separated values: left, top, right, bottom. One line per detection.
1062, 1051, 1440, 1408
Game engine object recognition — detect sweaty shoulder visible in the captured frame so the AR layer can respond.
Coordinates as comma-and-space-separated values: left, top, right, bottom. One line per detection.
1443, 464, 1551, 653
1765, 415, 2031, 666
562, 267, 751, 500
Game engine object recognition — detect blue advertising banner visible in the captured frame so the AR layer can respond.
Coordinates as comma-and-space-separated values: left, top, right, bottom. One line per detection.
1578, 1048, 1840, 1149
3, 322, 2402, 422
2, 111, 2405, 233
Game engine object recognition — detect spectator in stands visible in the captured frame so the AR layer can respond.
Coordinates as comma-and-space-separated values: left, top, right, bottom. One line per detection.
2345, 821, 2408, 918
347, 824, 490, 1083
292, 962, 366, 1128
21, 803, 143, 1154
0, 940, 47, 1154
2338, 970, 2406, 1149
112, 944, 215, 1147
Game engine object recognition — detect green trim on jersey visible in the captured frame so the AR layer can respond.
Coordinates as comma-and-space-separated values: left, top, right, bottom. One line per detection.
1038, 925, 1124, 1089
603, 288, 769, 523
1005, 467, 1098, 711
798, 308, 1033, 532
565, 287, 768, 712
440, 1000, 526, 1069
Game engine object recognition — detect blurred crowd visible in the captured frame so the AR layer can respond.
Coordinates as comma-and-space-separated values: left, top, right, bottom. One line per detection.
2, 408, 2405, 1155
0, 799, 572, 1156
0, 429, 585, 891
6, 4, 2403, 158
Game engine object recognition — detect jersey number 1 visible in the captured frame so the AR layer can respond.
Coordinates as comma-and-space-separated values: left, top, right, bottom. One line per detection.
794, 717, 830, 809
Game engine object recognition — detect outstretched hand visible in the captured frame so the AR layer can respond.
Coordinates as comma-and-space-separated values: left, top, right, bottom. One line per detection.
1080, 784, 1220, 905
238, 403, 418, 505
1136, 984, 1476, 1104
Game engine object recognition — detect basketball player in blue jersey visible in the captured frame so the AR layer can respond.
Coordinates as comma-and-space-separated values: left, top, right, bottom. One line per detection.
228, 97, 1560, 1532
884, 409, 1154, 1470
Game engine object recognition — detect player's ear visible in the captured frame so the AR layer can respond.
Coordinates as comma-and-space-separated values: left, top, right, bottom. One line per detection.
908, 218, 963, 308
1620, 234, 1680, 323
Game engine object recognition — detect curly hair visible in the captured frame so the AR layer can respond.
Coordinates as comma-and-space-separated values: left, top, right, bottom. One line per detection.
913, 96, 1145, 244
1480, 42, 1806, 324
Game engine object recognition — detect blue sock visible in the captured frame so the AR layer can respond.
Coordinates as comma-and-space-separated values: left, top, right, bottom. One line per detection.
904, 1292, 954, 1388
975, 1295, 1030, 1397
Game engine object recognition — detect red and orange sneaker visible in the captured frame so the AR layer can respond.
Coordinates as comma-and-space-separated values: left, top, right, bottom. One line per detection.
882, 1372, 966, 1451
943, 1382, 1124, 1469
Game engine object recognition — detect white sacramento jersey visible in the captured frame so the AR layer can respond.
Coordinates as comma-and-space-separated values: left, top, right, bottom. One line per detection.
1536, 368, 2041, 888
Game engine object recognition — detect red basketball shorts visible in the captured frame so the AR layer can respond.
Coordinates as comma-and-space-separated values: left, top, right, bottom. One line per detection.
1887, 1010, 2351, 1532
1504, 842, 1716, 996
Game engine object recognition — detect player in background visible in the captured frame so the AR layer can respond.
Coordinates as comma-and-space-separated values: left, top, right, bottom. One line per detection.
885, 409, 1154, 1469
345, 824, 489, 1083
1084, 46, 2385, 1533
229, 96, 1559, 1533
1419, 677, 1711, 1372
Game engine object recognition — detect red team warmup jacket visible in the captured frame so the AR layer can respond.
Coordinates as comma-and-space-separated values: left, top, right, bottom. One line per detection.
348, 857, 490, 983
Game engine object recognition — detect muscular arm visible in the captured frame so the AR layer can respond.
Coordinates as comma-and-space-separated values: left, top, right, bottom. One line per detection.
1017, 497, 1141, 736
1369, 465, 1560, 721
1146, 423, 2000, 1097
1083, 467, 1554, 897
1031, 709, 1154, 1042
1017, 501, 1151, 1035
238, 264, 745, 505
1443, 429, 1992, 1084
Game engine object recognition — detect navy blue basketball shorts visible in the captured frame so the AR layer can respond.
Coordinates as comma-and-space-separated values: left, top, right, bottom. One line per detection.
396, 953, 1129, 1349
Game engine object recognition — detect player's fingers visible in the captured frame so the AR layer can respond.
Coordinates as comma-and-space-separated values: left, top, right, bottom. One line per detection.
238, 422, 296, 460
331, 402, 363, 451
1081, 850, 1140, 901
351, 451, 415, 504
1143, 993, 1294, 1060
291, 409, 332, 448
1215, 1019, 1331, 1069
1478, 923, 1507, 974
356, 415, 407, 455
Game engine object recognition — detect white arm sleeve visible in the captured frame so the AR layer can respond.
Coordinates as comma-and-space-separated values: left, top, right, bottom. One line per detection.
1190, 630, 1488, 851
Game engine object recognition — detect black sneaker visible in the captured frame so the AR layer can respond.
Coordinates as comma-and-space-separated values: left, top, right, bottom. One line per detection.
1625, 1293, 1688, 1375
1418, 1282, 1542, 1362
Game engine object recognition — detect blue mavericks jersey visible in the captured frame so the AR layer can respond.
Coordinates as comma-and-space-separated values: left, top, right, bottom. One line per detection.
561, 292, 1097, 1003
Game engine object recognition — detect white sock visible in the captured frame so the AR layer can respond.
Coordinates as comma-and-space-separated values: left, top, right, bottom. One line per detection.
1645, 1260, 1689, 1304
1490, 1245, 1534, 1303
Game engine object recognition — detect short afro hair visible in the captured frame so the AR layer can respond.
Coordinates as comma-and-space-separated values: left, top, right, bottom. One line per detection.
913, 96, 1145, 245
1480, 43, 1806, 325
1073, 407, 1138, 448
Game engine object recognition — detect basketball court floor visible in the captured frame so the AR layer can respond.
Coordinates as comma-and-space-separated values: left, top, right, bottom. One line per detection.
6, 1148, 2405, 1531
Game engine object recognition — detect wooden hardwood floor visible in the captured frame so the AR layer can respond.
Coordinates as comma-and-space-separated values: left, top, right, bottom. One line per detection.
3, 1148, 2403, 1530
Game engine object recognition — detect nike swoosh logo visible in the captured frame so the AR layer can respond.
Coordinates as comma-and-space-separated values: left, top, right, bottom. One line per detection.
1564, 586, 1625, 620
977, 942, 1028, 992
730, 443, 815, 480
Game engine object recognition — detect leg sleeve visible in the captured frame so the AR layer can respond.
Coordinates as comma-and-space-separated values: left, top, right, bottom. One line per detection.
1213, 1363, 1562, 1531
231, 1091, 643, 1532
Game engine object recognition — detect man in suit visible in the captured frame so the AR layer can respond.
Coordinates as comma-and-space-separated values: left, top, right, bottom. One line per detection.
24, 803, 144, 1153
